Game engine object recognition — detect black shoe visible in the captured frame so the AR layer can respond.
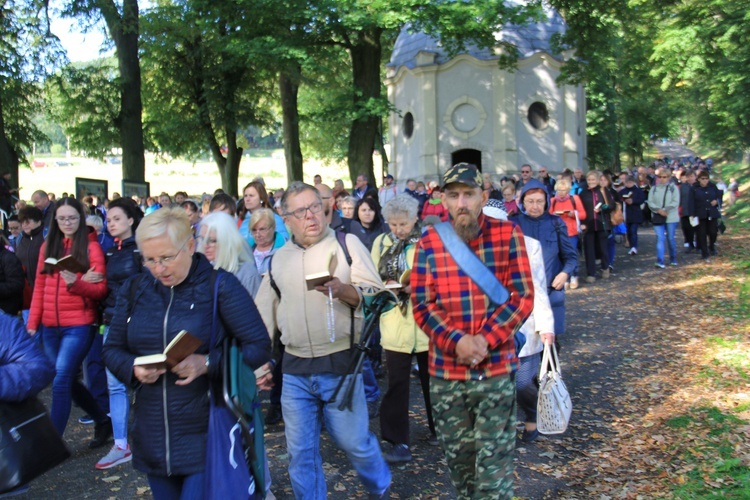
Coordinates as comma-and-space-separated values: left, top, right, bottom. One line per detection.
521, 428, 539, 443
384, 444, 412, 463
710, 248, 717, 256
426, 433, 439, 446
89, 418, 113, 449
265, 404, 283, 425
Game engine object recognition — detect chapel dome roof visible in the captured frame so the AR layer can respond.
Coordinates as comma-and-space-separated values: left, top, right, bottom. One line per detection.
388, 3, 567, 70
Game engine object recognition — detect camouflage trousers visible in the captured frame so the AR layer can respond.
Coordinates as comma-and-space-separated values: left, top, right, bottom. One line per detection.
430, 375, 516, 500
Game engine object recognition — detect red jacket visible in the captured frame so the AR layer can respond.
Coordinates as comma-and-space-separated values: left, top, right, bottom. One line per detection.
28, 232, 108, 331
421, 200, 448, 221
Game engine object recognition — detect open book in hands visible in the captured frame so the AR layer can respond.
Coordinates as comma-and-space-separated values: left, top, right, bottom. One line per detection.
45, 255, 88, 274
385, 269, 411, 290
133, 330, 202, 370
305, 252, 338, 290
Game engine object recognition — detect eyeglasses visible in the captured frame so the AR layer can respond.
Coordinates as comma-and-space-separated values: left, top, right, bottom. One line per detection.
142, 238, 190, 268
285, 202, 323, 220
251, 226, 273, 234
56, 216, 80, 224
521, 170, 531, 174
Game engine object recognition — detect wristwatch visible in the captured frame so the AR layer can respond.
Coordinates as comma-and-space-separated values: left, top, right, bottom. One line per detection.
205, 355, 210, 368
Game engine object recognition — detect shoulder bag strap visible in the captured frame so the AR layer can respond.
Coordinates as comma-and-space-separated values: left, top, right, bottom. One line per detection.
209, 270, 224, 349
432, 222, 509, 307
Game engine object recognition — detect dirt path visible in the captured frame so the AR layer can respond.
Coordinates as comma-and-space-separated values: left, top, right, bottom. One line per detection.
18, 220, 741, 499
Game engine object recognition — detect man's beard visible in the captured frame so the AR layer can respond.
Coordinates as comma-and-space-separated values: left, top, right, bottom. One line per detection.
453, 210, 480, 242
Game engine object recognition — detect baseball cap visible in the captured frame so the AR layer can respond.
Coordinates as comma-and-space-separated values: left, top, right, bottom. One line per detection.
442, 163, 482, 189
384, 174, 394, 180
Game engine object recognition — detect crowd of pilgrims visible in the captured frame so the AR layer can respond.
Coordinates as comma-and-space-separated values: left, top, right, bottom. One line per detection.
0, 156, 731, 497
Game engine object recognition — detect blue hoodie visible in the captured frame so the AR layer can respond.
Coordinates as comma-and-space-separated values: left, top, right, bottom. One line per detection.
511, 179, 578, 335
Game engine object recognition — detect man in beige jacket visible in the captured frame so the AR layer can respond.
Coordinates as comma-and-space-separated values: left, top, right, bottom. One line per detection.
255, 181, 391, 499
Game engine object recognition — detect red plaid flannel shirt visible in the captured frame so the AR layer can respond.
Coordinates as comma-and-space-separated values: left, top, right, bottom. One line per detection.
411, 215, 534, 380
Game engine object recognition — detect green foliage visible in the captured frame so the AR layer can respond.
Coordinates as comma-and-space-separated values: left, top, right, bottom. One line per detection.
551, 0, 675, 169
140, 0, 277, 160
651, 0, 750, 155
46, 59, 121, 159
0, 0, 65, 166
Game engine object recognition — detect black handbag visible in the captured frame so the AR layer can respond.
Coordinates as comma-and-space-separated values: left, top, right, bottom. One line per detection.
0, 398, 71, 493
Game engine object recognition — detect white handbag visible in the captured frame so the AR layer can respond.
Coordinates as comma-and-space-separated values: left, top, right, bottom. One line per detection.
536, 343, 572, 434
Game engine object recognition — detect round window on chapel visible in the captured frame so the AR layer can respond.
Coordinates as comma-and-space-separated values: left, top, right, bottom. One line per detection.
403, 112, 414, 139
527, 102, 549, 130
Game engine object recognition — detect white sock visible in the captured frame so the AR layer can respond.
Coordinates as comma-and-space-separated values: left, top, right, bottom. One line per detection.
115, 439, 128, 450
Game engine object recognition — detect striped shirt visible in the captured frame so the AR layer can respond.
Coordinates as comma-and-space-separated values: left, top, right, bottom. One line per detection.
411, 215, 534, 380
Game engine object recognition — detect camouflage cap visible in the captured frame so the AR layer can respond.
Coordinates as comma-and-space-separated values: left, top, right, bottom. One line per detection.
442, 162, 482, 189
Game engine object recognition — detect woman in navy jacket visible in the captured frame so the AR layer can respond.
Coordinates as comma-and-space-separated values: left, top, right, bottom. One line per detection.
512, 179, 578, 338
618, 176, 646, 255
102, 207, 272, 498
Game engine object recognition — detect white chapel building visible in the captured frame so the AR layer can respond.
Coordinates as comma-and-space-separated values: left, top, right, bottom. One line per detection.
385, 5, 587, 184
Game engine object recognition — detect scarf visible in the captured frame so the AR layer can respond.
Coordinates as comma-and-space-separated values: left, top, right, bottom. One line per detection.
377, 223, 422, 314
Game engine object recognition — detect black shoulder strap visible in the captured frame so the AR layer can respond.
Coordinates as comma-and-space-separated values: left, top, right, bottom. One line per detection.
268, 255, 281, 299
335, 231, 352, 266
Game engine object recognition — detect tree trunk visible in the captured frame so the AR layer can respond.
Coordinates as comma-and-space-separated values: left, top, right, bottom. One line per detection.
99, 0, 145, 182
0, 95, 20, 188
279, 66, 303, 182
347, 28, 382, 184
223, 127, 242, 197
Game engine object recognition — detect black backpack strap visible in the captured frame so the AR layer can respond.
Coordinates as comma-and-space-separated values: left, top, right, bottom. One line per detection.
268, 254, 281, 299
333, 231, 356, 349
335, 230, 352, 265
127, 274, 145, 320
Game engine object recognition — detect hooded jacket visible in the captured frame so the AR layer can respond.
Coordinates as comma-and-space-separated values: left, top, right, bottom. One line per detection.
28, 231, 108, 331
512, 179, 578, 286
618, 184, 646, 224
102, 253, 271, 476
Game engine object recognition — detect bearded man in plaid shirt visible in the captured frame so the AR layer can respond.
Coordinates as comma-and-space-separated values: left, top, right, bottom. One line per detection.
411, 163, 534, 499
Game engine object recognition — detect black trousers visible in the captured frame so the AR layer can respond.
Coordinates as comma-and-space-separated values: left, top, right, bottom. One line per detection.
380, 350, 435, 446
680, 215, 695, 248
584, 229, 609, 277
696, 218, 718, 258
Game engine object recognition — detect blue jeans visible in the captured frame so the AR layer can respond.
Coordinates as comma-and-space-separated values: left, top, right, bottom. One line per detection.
103, 326, 129, 442
653, 222, 678, 265
281, 372, 391, 498
147, 472, 204, 500
626, 222, 639, 250
362, 358, 380, 402
41, 324, 108, 435
607, 231, 616, 267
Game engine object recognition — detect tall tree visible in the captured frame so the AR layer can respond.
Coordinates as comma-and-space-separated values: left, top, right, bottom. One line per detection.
68, 0, 145, 181
140, 0, 276, 196
0, 1, 62, 187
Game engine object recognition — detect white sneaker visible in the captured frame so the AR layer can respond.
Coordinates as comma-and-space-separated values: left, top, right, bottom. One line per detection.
683, 242, 690, 248
628, 247, 637, 255
570, 276, 579, 289
95, 444, 132, 469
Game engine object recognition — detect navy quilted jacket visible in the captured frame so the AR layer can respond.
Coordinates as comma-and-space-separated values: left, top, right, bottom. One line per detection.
102, 253, 271, 476
0, 312, 54, 402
